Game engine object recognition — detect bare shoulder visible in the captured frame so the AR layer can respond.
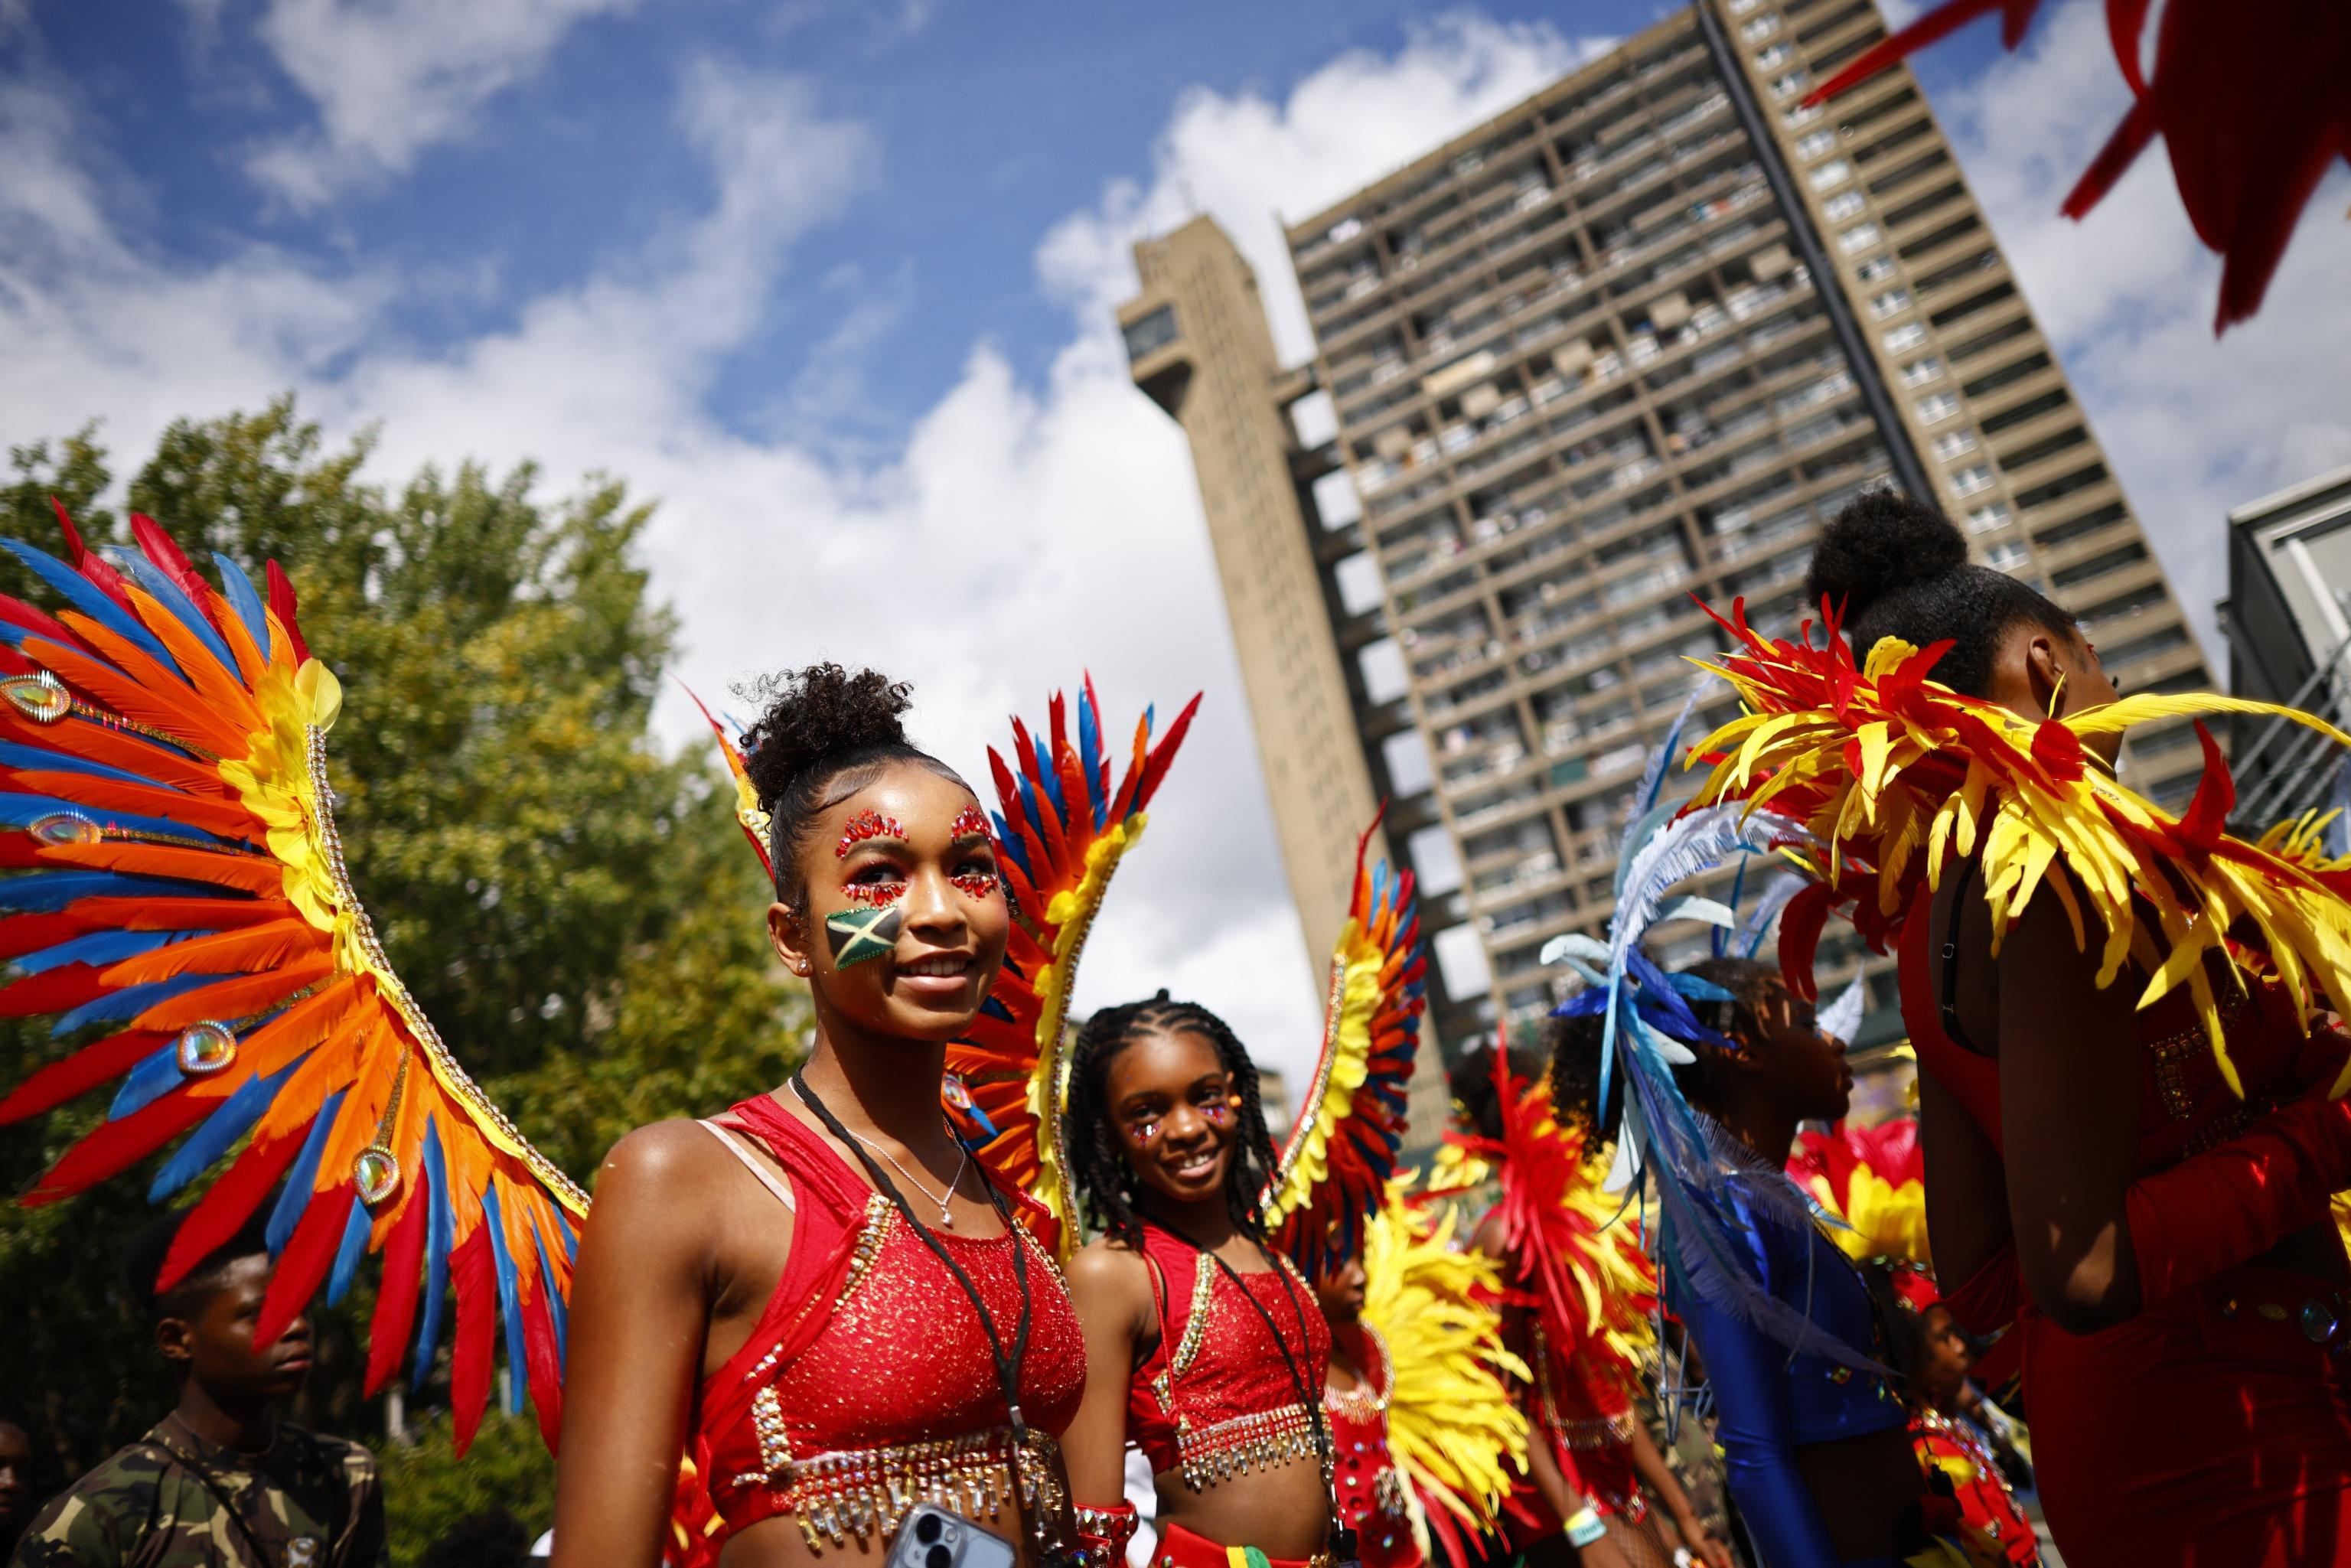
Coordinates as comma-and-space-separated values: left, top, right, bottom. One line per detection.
591, 1118, 742, 1217
1066, 1235, 1152, 1315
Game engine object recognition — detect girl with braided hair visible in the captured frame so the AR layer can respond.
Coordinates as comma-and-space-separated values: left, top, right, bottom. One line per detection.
1059, 993, 1344, 1568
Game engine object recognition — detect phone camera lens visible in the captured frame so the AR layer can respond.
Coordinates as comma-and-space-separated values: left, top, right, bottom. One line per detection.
926, 1545, 954, 1568
915, 1515, 944, 1547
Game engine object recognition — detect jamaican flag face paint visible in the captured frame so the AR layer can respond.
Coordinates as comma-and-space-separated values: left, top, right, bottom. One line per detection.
826, 901, 904, 969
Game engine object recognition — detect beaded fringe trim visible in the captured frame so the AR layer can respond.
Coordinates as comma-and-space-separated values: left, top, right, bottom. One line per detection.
733, 1416, 1061, 1550
1174, 1403, 1324, 1491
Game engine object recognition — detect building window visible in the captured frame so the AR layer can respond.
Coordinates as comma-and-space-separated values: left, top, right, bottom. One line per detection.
1934, 429, 1980, 461
1854, 253, 1896, 282
1916, 391, 1961, 423
1870, 287, 1912, 318
1984, 540, 2030, 572
1772, 71, 1809, 99
1901, 355, 1945, 386
1122, 305, 1179, 362
1883, 321, 1928, 351
1325, 217, 1363, 246
1824, 190, 1867, 221
1797, 128, 1837, 160
1950, 464, 1995, 497
1782, 99, 1824, 126
1838, 221, 1882, 253
1742, 14, 1781, 40
1808, 159, 1854, 192
1756, 44, 1791, 67
1965, 500, 2014, 533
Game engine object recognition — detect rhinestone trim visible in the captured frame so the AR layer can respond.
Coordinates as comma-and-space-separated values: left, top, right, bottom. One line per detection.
730, 1425, 1063, 1550
1172, 1403, 1323, 1492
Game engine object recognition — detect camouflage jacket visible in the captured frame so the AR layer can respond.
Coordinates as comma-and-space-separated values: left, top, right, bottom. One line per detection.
8, 1413, 385, 1568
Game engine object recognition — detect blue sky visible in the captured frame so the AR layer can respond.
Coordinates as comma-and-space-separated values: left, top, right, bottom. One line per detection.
3, 0, 2346, 1089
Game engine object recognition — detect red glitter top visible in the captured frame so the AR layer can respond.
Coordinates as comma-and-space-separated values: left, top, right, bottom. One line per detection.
1322, 1326, 1426, 1568
1127, 1221, 1333, 1480
691, 1095, 1087, 1539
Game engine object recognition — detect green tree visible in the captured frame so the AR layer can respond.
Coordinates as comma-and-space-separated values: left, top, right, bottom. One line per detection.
0, 403, 807, 1534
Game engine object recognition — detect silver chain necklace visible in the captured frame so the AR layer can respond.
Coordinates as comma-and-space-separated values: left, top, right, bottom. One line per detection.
841, 1120, 970, 1227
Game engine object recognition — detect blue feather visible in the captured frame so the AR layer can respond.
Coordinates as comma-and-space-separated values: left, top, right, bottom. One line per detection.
552, 1201, 577, 1261
531, 1218, 568, 1366
0, 872, 232, 911
413, 1119, 455, 1390
210, 554, 271, 656
148, 1056, 301, 1201
109, 1043, 185, 1120
57, 973, 229, 1036
0, 740, 176, 790
268, 1089, 347, 1254
988, 810, 1032, 879
1030, 735, 1065, 818
11, 928, 192, 976
1078, 688, 1106, 831
481, 1184, 528, 1413
326, 1194, 373, 1305
1624, 683, 1707, 833
0, 540, 182, 675
106, 549, 240, 682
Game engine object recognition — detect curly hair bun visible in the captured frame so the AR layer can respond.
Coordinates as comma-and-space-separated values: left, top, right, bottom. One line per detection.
1803, 487, 1968, 628
740, 663, 914, 810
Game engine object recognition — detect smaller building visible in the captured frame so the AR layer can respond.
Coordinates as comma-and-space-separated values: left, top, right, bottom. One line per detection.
2221, 465, 2351, 840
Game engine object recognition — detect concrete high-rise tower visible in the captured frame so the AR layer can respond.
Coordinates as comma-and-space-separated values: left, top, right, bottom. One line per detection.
1120, 0, 2210, 1093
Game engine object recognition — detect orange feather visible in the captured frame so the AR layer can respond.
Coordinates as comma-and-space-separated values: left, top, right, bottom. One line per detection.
40, 839, 287, 897
126, 587, 261, 729
7, 771, 259, 842
99, 918, 322, 985
131, 957, 337, 1033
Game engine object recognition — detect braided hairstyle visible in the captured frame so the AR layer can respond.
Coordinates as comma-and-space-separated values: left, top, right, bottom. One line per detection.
1062, 992, 1280, 1248
1805, 488, 2075, 697
739, 663, 970, 917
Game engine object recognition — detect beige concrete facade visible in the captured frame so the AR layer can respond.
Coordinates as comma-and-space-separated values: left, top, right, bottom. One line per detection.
1120, 0, 2208, 1085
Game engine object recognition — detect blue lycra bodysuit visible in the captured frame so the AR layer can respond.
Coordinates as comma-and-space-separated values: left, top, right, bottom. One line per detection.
1667, 1188, 1909, 1568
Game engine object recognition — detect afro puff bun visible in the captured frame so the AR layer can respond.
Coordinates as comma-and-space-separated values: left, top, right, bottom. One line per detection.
741, 663, 913, 812
1802, 487, 1967, 631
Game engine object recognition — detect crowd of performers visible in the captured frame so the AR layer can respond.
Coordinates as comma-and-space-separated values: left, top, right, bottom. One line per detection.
10, 478, 2351, 1568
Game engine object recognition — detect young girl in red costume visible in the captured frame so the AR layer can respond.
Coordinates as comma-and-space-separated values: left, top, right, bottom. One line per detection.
1445, 1046, 1731, 1568
1060, 995, 1342, 1568
1691, 489, 2351, 1565
553, 666, 1087, 1568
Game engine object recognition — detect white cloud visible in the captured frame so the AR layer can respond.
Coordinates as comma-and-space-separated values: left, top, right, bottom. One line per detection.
235, 0, 644, 205
0, 17, 1604, 1092
1923, 2, 2351, 668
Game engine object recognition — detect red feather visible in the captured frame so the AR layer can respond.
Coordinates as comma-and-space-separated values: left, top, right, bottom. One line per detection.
0, 911, 102, 962
449, 1224, 497, 1456
158, 1124, 311, 1290
264, 561, 310, 664
2173, 722, 2233, 857
253, 1181, 353, 1351
0, 1028, 171, 1123
0, 961, 113, 1019
48, 500, 137, 614
26, 1084, 213, 1203
520, 1275, 563, 1452
1134, 693, 1201, 809
366, 1180, 432, 1397
1778, 881, 1836, 1003
129, 515, 227, 637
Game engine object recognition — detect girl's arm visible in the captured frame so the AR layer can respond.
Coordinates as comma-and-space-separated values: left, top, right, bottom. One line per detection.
551, 1123, 748, 1568
1674, 1290, 1842, 1568
1062, 1244, 1153, 1505
1626, 1421, 1732, 1568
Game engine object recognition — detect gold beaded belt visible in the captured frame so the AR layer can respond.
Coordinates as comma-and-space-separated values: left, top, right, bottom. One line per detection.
1173, 1403, 1326, 1491
732, 1410, 1064, 1550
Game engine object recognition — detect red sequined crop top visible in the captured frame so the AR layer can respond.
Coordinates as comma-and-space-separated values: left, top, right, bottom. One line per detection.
690, 1095, 1087, 1553
1126, 1221, 1333, 1491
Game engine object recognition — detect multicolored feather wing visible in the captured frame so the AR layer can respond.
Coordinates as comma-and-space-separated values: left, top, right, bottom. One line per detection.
951, 676, 1198, 1255
1263, 810, 1429, 1277
0, 510, 585, 1454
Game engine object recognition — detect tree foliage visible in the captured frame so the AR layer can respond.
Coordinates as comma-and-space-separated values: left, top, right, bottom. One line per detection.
0, 402, 807, 1541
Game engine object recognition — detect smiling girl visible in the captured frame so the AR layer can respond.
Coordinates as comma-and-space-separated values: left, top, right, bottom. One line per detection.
1058, 995, 1342, 1568
549, 664, 1087, 1568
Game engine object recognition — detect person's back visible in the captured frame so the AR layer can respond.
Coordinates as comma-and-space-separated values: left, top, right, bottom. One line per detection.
8, 1215, 384, 1568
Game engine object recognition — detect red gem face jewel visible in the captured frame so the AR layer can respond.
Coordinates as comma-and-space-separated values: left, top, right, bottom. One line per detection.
950, 871, 999, 901
841, 879, 907, 907
951, 806, 989, 841
836, 810, 905, 859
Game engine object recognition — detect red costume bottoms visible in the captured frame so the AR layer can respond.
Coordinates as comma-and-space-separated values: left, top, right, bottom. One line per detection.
1151, 1521, 1332, 1568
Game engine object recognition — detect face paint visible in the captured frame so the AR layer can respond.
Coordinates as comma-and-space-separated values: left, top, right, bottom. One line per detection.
951, 805, 990, 841
836, 810, 906, 858
825, 902, 904, 969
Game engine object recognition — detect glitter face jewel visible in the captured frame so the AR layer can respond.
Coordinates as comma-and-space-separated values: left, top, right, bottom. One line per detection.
950, 806, 990, 841
841, 878, 908, 907
1125, 1117, 1162, 1147
950, 871, 999, 901
836, 810, 906, 859
826, 902, 905, 969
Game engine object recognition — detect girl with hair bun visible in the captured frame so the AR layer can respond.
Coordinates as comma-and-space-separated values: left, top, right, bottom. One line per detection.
1692, 489, 2351, 1563
551, 663, 1087, 1568
1057, 994, 1345, 1568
